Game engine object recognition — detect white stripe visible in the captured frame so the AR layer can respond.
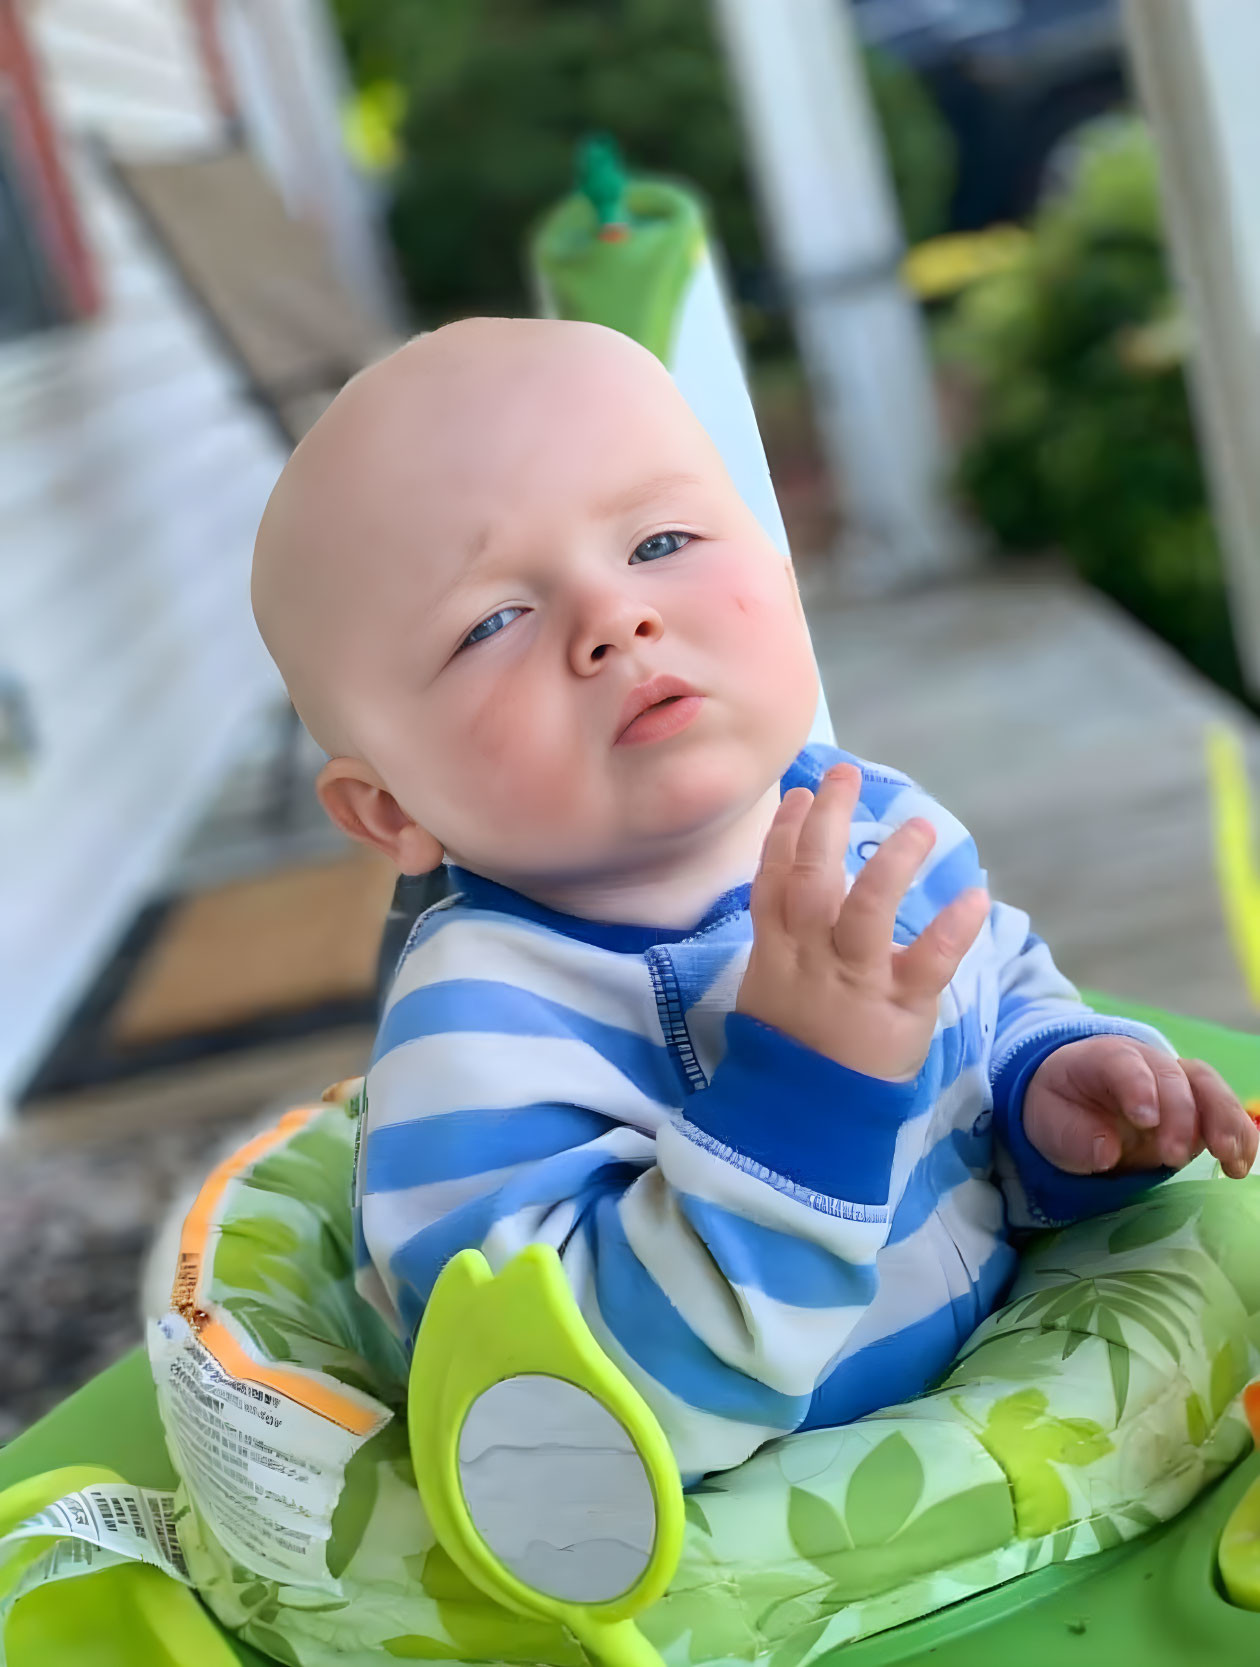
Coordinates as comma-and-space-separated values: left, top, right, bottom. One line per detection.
363, 1123, 658, 1271
883, 782, 973, 882
387, 913, 667, 1041
360, 1163, 522, 1273
833, 1222, 962, 1355
621, 1174, 868, 1396
572, 1247, 780, 1478
365, 1032, 674, 1132
656, 1118, 894, 1241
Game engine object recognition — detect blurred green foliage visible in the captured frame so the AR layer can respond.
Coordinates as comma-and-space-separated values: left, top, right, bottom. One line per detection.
940, 120, 1243, 699
330, 0, 955, 339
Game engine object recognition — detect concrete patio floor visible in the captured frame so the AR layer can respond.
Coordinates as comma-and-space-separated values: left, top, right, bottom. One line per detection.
804, 555, 1260, 1033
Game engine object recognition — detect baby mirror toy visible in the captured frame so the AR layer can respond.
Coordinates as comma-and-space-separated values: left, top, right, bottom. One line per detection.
408, 1245, 684, 1667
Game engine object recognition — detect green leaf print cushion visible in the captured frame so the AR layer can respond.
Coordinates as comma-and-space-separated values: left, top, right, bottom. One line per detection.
149, 1094, 1260, 1667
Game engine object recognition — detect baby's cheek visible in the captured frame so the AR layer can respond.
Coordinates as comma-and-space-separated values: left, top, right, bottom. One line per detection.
710, 578, 811, 672
459, 682, 584, 832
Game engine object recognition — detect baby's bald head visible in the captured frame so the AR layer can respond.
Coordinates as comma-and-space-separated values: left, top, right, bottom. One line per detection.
250, 318, 725, 757
248, 315, 815, 902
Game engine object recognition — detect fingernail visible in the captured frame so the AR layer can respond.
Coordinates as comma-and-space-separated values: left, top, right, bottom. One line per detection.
1093, 1135, 1112, 1171
1130, 1103, 1160, 1129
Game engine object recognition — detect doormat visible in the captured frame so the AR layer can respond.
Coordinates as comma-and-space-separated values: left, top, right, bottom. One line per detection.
21, 851, 398, 1100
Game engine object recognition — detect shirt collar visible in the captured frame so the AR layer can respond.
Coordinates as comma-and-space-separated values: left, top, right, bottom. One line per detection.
445, 867, 752, 952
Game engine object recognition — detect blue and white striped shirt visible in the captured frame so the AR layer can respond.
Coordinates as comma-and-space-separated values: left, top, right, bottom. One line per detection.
355, 744, 1171, 1477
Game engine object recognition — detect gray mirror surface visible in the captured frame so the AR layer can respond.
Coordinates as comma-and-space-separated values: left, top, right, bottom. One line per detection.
457, 1373, 656, 1602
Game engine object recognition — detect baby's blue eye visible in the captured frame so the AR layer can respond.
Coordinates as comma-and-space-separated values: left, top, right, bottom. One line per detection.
630, 530, 691, 564
461, 606, 524, 649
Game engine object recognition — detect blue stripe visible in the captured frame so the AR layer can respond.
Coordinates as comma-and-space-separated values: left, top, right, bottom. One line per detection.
678, 1195, 878, 1310
857, 776, 911, 822
364, 1103, 614, 1192
389, 1146, 644, 1337
888, 1125, 989, 1246
586, 1196, 810, 1431
688, 1013, 936, 1202
800, 1245, 1016, 1428
919, 836, 984, 911
782, 745, 915, 826
372, 979, 675, 1103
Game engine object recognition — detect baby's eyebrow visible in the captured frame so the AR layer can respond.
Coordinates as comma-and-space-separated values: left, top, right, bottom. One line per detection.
595, 472, 704, 520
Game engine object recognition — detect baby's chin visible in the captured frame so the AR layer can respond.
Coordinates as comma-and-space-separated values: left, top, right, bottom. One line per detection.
610, 755, 779, 848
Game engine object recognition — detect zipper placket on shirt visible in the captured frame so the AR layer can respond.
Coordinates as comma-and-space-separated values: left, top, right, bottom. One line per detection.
646, 946, 709, 1095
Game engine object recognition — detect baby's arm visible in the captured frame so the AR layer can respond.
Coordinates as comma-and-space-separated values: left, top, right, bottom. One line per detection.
988, 904, 1183, 1226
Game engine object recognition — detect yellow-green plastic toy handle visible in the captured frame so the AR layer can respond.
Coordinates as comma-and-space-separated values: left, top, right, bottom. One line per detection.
1205, 723, 1260, 1011
1220, 1473, 1260, 1610
573, 1615, 680, 1667
408, 1246, 684, 1667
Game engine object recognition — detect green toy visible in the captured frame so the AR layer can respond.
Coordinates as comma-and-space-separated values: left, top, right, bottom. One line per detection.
408, 1245, 684, 1667
576, 134, 631, 236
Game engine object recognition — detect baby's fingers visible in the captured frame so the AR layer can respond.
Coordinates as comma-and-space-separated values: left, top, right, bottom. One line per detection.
834, 818, 938, 968
894, 887, 990, 1001
782, 765, 861, 941
1184, 1057, 1258, 1180
750, 787, 814, 935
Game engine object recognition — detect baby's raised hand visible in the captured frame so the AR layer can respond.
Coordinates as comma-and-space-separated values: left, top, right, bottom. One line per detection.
1023, 1035, 1259, 1180
737, 765, 990, 1081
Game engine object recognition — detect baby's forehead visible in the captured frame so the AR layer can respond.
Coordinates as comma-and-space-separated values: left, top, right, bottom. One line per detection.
367, 349, 715, 515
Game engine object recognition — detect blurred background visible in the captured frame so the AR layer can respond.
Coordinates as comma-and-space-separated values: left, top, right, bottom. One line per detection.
4, 0, 1260, 1442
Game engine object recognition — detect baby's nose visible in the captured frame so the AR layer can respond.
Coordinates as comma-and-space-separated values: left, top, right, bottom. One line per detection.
589, 613, 662, 661
573, 601, 663, 669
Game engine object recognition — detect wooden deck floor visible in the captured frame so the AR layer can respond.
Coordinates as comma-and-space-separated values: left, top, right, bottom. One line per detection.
803, 556, 1260, 1033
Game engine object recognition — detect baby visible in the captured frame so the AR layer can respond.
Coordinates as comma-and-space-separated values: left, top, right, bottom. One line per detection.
252, 317, 1258, 1479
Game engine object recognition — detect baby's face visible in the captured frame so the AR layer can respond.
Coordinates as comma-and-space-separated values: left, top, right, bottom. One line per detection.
258, 323, 819, 894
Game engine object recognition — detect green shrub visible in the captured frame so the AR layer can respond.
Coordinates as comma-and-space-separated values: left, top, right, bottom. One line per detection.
940, 120, 1243, 698
330, 0, 955, 335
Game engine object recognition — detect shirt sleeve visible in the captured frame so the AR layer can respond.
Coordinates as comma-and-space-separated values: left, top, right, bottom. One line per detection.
357, 981, 930, 1479
987, 900, 1175, 1228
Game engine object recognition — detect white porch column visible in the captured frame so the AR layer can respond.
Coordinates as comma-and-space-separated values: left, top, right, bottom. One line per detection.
1122, 0, 1260, 697
710, 0, 970, 587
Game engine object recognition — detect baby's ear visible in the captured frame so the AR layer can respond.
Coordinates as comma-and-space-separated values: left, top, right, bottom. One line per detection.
316, 758, 444, 874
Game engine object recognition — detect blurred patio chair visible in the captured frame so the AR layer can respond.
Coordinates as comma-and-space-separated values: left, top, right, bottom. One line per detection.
107, 144, 397, 445
106, 144, 401, 828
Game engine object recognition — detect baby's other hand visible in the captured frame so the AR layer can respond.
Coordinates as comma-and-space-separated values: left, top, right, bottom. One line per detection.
737, 764, 989, 1081
1023, 1036, 1259, 1180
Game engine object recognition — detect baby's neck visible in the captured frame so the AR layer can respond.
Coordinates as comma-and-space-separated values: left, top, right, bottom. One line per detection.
505, 783, 781, 931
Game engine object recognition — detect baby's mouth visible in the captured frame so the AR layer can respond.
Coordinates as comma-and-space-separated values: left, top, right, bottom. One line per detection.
615, 676, 704, 747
